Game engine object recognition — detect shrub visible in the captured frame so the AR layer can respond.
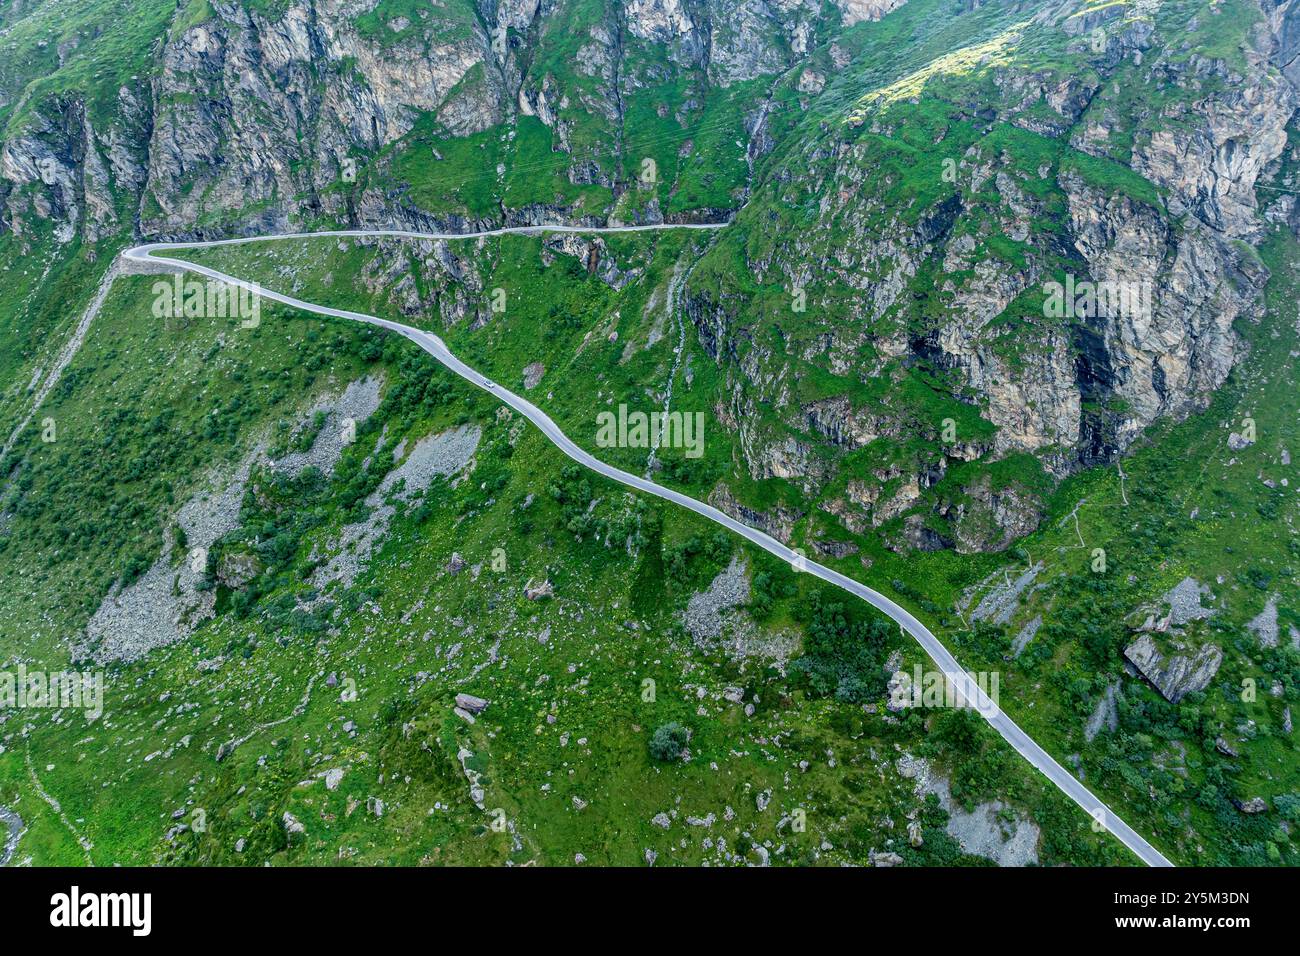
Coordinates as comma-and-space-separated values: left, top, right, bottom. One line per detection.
649, 722, 690, 762
791, 596, 890, 703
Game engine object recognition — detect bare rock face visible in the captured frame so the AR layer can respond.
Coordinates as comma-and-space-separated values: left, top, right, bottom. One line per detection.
1246, 595, 1280, 648
2, 0, 843, 242
0, 0, 505, 241
674, 3, 1296, 556
802, 396, 885, 450
1062, 177, 1258, 443
0, 96, 123, 244
1130, 49, 1295, 241
140, 3, 495, 235
893, 513, 953, 553
625, 0, 700, 47
832, 0, 907, 28
811, 539, 858, 559
1123, 634, 1222, 704
1129, 577, 1217, 633
3, 0, 1292, 571
938, 475, 1044, 554
1265, 0, 1300, 85
707, 482, 801, 543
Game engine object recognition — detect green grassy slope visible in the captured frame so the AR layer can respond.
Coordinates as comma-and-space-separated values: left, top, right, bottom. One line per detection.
0, 239, 1127, 865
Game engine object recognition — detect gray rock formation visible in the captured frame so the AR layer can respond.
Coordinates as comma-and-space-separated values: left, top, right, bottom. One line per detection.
310, 425, 482, 591
897, 753, 1039, 866
1128, 577, 1217, 633
524, 578, 555, 600
1246, 595, 1280, 648
969, 563, 1043, 627
1084, 681, 1120, 742
677, 1, 1297, 553
682, 555, 750, 644
455, 693, 490, 714
1011, 614, 1041, 658
1123, 634, 1222, 704
3, 0, 1295, 571
1, 0, 842, 242
707, 482, 801, 543
0, 806, 22, 867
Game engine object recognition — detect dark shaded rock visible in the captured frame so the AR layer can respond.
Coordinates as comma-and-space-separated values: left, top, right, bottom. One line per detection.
812, 539, 859, 559
1123, 634, 1222, 703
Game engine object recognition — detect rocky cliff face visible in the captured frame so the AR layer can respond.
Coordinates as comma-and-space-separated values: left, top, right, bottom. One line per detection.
681, 0, 1300, 551
1, 0, 853, 242
2, 0, 1296, 556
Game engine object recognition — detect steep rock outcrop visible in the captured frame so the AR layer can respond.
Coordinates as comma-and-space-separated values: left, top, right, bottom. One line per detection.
1124, 634, 1223, 703
680, 0, 1297, 552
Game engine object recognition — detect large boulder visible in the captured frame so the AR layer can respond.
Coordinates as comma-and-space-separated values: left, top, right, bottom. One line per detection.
1123, 634, 1222, 703
455, 693, 489, 714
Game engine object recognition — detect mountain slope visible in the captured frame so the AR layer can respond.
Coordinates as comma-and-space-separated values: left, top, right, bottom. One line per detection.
0, 0, 1297, 867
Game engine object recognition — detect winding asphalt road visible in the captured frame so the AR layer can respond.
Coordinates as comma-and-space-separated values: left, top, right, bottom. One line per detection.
123, 225, 1173, 867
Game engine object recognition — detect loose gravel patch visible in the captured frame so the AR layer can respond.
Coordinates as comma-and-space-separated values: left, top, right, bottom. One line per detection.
683, 556, 750, 644
81, 376, 384, 663
312, 425, 481, 590
80, 445, 262, 663
897, 754, 1039, 866
970, 563, 1042, 626
1011, 614, 1041, 657
522, 362, 545, 390
0, 806, 22, 866
1246, 595, 1279, 648
1084, 681, 1120, 742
